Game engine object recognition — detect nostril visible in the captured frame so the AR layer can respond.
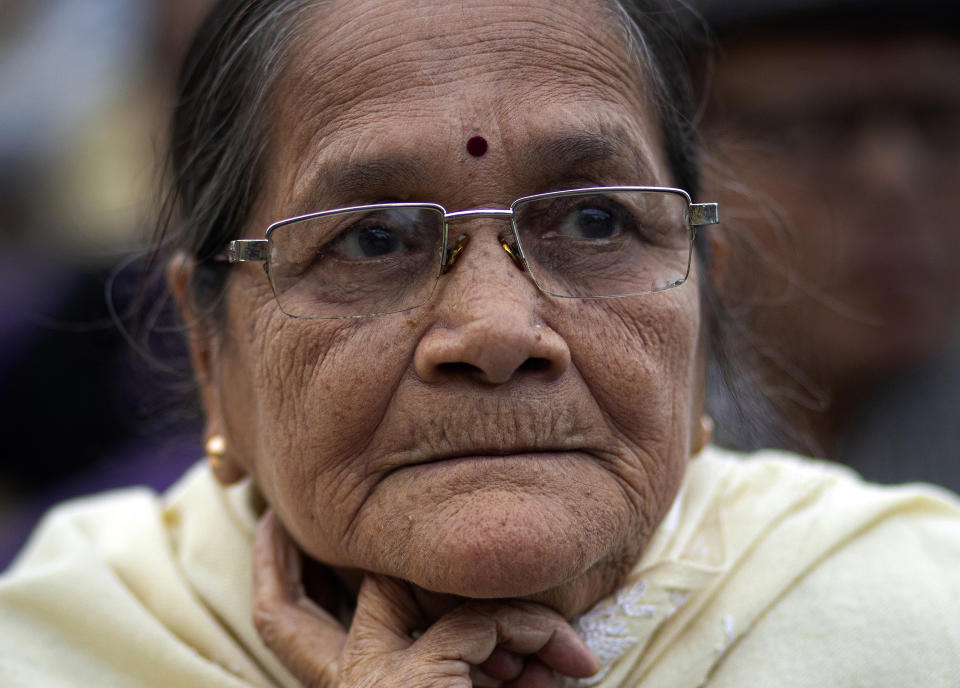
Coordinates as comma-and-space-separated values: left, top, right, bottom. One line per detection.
519, 357, 551, 373
434, 357, 551, 381
437, 361, 484, 377
415, 323, 570, 385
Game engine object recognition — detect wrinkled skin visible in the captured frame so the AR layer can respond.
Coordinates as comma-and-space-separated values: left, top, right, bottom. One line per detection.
252, 509, 603, 686
176, 0, 707, 683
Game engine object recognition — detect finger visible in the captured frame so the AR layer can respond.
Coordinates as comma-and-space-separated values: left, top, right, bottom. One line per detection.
478, 647, 525, 681
522, 613, 599, 679
414, 601, 600, 679
252, 509, 347, 687
341, 574, 476, 687
347, 573, 428, 655
469, 602, 598, 679
507, 657, 559, 688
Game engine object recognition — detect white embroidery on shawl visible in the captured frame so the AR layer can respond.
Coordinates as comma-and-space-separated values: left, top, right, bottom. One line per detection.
559, 579, 655, 687
714, 614, 735, 653
667, 590, 691, 617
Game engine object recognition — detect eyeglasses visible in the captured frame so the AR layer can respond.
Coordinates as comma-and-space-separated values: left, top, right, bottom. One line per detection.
219, 186, 719, 319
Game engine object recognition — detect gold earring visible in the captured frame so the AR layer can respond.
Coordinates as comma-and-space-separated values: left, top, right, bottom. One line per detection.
692, 415, 714, 455
700, 416, 715, 451
205, 434, 226, 471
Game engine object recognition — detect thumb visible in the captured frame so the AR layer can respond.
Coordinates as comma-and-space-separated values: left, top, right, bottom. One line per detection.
347, 573, 428, 655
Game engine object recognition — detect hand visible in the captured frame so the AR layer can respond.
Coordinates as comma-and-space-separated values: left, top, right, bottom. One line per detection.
253, 510, 601, 688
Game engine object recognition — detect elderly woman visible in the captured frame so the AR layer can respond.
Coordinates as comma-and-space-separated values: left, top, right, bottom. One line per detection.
2, 0, 959, 686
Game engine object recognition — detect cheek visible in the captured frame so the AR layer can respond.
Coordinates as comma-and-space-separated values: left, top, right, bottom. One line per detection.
573, 290, 699, 433
222, 283, 419, 560
566, 287, 700, 509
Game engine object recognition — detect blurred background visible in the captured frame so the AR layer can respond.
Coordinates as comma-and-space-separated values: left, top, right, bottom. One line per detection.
1, 0, 958, 570
0, 0, 214, 568
696, 0, 960, 489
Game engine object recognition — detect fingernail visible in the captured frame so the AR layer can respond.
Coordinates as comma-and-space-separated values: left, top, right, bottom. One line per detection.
578, 645, 601, 675
587, 648, 602, 674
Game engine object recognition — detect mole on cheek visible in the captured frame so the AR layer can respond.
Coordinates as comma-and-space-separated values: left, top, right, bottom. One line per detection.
466, 136, 488, 157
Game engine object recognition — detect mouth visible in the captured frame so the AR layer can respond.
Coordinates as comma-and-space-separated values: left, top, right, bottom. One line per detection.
430, 446, 577, 459
371, 394, 608, 482
382, 446, 593, 477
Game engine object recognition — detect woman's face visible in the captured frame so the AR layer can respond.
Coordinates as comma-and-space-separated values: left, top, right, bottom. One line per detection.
194, 0, 705, 616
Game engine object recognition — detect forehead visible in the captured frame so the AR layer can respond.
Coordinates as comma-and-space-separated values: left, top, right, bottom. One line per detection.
285, 0, 636, 101
260, 0, 665, 212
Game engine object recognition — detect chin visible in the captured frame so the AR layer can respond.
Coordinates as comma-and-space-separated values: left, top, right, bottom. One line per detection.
394, 490, 628, 603
349, 455, 648, 607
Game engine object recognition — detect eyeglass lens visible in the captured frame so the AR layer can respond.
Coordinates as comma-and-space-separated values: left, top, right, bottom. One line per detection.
512, 190, 691, 299
267, 206, 446, 319
265, 190, 692, 319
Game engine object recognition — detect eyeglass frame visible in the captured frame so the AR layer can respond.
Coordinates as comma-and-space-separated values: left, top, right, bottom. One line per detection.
217, 185, 719, 319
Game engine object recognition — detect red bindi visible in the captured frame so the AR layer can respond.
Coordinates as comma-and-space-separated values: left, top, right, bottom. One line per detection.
466, 136, 488, 157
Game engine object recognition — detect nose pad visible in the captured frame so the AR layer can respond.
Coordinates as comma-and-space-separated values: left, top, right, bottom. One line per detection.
441, 234, 470, 274
500, 239, 526, 271
441, 233, 527, 274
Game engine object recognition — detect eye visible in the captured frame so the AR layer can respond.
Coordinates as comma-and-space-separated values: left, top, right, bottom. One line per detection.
332, 224, 402, 259
554, 203, 627, 240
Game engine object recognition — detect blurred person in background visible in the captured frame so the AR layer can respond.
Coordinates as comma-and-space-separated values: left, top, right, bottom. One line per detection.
697, 0, 960, 490
0, 0, 213, 568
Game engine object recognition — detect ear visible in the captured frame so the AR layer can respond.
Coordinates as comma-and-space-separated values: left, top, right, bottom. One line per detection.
168, 252, 247, 484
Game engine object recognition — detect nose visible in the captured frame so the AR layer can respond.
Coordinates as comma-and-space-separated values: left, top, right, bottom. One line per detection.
414, 228, 571, 385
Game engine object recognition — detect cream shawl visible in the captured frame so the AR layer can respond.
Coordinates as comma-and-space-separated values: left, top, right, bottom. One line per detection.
2, 447, 959, 687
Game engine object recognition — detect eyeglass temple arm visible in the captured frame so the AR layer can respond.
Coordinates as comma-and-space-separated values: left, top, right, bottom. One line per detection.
215, 240, 268, 263
689, 203, 719, 227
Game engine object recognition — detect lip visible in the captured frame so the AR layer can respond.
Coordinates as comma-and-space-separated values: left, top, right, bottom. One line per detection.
423, 449, 582, 463
384, 448, 592, 476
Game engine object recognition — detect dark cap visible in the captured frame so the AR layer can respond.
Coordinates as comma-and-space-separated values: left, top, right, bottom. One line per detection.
691, 0, 960, 36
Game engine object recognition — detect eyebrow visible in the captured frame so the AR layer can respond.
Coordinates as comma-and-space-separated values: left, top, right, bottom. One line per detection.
522, 127, 654, 185
525, 131, 622, 171
291, 155, 430, 216
290, 127, 651, 215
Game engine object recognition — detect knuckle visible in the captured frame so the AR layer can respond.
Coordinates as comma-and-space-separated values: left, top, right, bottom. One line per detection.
310, 656, 339, 688
443, 607, 497, 640
405, 664, 471, 688
252, 605, 279, 643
